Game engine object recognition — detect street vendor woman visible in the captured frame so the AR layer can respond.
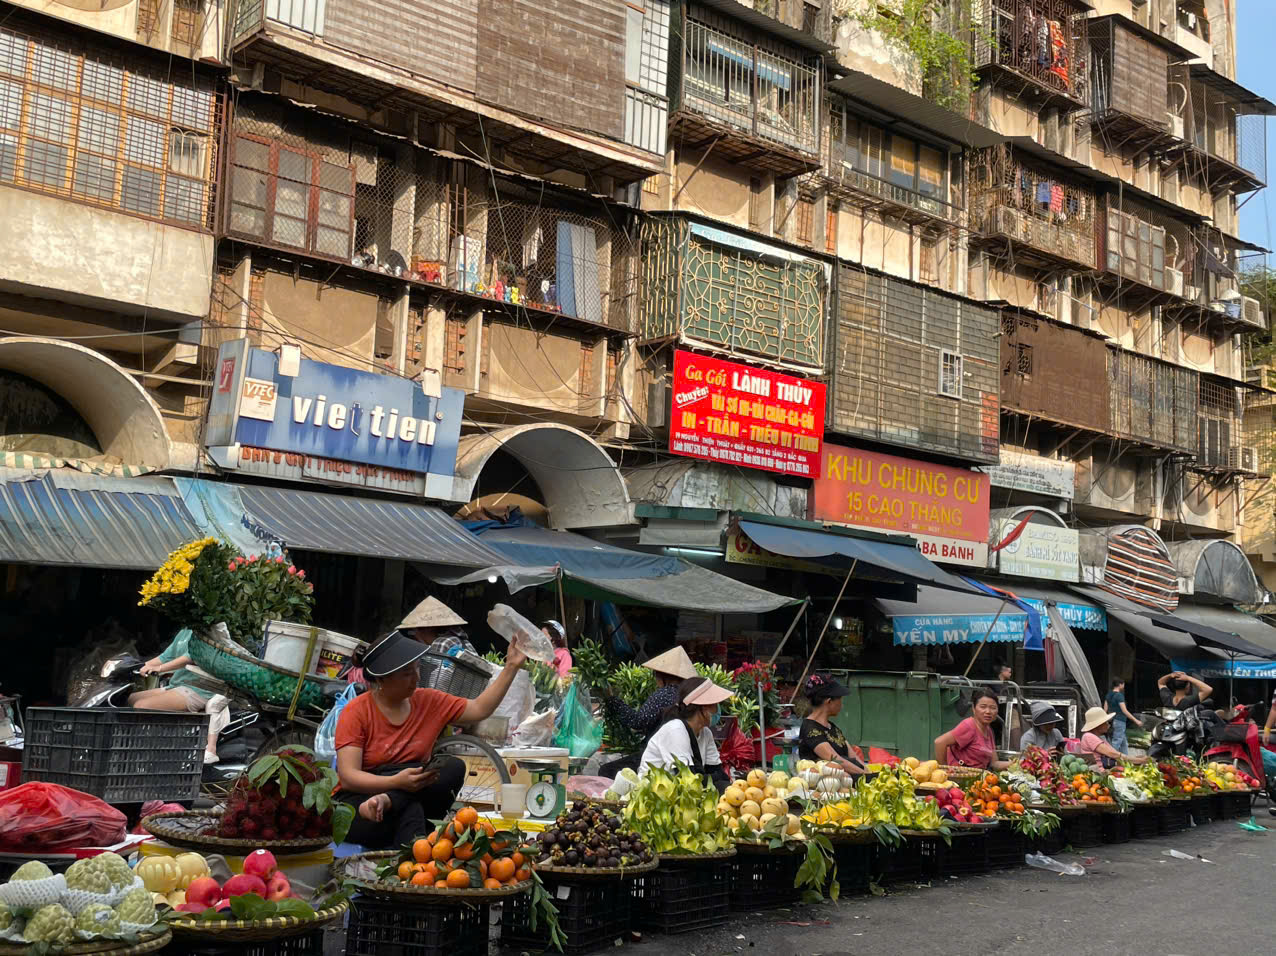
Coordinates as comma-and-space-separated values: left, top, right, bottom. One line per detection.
1073, 707, 1149, 769
638, 676, 734, 792
933, 686, 1010, 771
599, 646, 700, 777
335, 630, 527, 849
798, 674, 866, 775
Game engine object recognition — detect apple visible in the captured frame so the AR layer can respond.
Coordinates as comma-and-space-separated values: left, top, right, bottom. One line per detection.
243, 849, 278, 881
222, 874, 268, 899
175, 902, 207, 914
971, 815, 983, 824
185, 876, 222, 909
957, 804, 972, 817
265, 873, 292, 903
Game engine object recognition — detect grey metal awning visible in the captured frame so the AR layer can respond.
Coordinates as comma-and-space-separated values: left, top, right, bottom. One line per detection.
1188, 63, 1276, 116
0, 469, 203, 570
694, 0, 836, 55
176, 478, 511, 569
1070, 584, 1197, 658
827, 73, 1005, 149
1172, 604, 1276, 658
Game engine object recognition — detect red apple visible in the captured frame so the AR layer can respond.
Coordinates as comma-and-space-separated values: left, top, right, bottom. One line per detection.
223, 874, 268, 899
243, 849, 278, 881
265, 873, 292, 903
175, 903, 207, 914
185, 877, 223, 909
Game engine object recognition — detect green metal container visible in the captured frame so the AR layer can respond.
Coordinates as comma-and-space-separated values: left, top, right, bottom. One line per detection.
825, 670, 947, 760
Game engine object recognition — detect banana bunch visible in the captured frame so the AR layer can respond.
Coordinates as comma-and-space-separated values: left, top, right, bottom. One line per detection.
622, 763, 733, 855
1119, 761, 1170, 799
802, 767, 944, 830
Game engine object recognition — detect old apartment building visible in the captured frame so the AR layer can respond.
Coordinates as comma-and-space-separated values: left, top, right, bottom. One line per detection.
0, 0, 1271, 663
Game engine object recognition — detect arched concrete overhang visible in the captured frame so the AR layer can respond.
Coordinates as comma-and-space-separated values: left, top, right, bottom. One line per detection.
453, 423, 631, 529
1166, 538, 1263, 605
0, 337, 171, 468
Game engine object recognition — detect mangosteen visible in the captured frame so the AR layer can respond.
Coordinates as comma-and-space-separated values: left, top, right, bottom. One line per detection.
543, 833, 558, 847
565, 850, 579, 865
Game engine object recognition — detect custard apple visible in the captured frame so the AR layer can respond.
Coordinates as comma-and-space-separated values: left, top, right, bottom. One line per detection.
10, 861, 53, 882
0, 902, 12, 931
114, 888, 155, 926
93, 853, 134, 889
23, 904, 74, 944
75, 904, 120, 937
65, 858, 112, 894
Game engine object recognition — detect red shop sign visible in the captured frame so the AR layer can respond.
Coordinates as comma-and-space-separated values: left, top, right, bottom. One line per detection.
669, 350, 826, 478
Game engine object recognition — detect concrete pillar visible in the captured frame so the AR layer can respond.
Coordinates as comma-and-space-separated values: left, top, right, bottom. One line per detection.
388, 143, 416, 267
390, 283, 410, 375
424, 301, 447, 383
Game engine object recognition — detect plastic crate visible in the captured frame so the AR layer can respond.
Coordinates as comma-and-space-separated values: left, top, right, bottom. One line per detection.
933, 833, 988, 878
1227, 791, 1253, 818
504, 875, 632, 955
873, 837, 936, 885
633, 860, 730, 934
1211, 792, 1233, 820
1027, 828, 1065, 856
832, 843, 873, 895
1157, 802, 1190, 835
1129, 805, 1159, 839
1101, 812, 1131, 845
346, 896, 489, 956
163, 929, 325, 955
1188, 796, 1214, 826
21, 707, 208, 804
731, 851, 803, 911
1060, 813, 1103, 849
984, 827, 1027, 869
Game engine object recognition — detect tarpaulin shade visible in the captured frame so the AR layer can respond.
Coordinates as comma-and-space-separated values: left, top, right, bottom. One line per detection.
737, 518, 976, 592
1173, 604, 1276, 658
1146, 613, 1276, 660
175, 478, 510, 568
877, 586, 1028, 646
439, 525, 800, 615
0, 469, 202, 569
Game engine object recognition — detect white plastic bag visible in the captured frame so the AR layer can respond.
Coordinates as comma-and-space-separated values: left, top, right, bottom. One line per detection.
512, 708, 556, 747
315, 684, 359, 762
488, 668, 535, 734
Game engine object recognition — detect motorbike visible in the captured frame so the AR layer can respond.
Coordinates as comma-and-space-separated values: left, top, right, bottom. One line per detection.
1201, 704, 1275, 809
1146, 705, 1221, 759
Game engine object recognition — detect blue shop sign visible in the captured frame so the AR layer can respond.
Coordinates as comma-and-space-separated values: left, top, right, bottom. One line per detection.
1171, 658, 1276, 680
205, 338, 463, 498
1020, 598, 1107, 632
892, 612, 1028, 646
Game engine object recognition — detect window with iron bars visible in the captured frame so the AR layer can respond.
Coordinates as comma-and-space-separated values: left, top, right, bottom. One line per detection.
0, 25, 219, 229
795, 195, 814, 246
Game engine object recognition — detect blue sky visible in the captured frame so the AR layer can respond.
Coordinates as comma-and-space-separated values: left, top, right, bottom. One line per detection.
1237, 1, 1276, 258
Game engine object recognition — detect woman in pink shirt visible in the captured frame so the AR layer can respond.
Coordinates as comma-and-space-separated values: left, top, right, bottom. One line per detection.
933, 687, 1009, 770
1074, 707, 1148, 769
544, 620, 572, 677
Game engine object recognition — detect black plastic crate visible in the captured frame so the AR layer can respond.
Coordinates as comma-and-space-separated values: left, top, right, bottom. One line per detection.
731, 850, 803, 911
1211, 792, 1233, 820
1227, 791, 1253, 818
1101, 812, 1131, 845
1157, 801, 1190, 835
346, 896, 488, 956
832, 843, 873, 895
163, 929, 325, 956
873, 837, 936, 885
1027, 827, 1065, 856
21, 707, 208, 804
1060, 813, 1103, 849
1189, 796, 1214, 826
1130, 805, 1159, 839
633, 860, 730, 934
504, 875, 632, 955
985, 827, 1027, 869
933, 832, 988, 878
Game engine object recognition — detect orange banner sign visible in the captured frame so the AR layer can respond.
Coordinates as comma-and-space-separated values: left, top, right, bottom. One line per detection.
812, 443, 991, 567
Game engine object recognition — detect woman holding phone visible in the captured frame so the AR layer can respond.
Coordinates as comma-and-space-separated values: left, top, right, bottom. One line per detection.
335, 630, 527, 848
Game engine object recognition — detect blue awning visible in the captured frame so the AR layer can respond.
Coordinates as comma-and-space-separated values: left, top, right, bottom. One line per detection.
0, 469, 202, 569
877, 585, 1029, 646
175, 478, 510, 569
1172, 658, 1276, 680
437, 525, 800, 615
737, 517, 976, 592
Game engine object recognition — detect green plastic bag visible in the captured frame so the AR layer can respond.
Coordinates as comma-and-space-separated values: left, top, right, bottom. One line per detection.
554, 683, 603, 759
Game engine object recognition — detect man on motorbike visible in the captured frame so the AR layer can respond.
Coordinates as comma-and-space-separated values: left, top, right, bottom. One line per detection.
134, 629, 229, 764
1158, 670, 1213, 712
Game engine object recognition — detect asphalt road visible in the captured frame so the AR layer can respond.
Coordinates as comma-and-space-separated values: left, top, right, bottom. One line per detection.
661, 814, 1276, 956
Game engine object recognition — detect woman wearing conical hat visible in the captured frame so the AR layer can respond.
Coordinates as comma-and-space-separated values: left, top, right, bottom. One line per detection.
598, 646, 701, 778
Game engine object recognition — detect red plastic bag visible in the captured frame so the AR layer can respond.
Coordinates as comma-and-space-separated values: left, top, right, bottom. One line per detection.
718, 724, 757, 776
132, 801, 187, 835
0, 783, 127, 851
867, 747, 899, 767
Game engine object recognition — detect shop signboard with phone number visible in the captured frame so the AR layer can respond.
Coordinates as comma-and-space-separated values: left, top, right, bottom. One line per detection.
669, 350, 826, 478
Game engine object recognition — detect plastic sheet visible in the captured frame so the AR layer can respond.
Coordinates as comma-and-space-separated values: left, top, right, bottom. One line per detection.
0, 783, 127, 852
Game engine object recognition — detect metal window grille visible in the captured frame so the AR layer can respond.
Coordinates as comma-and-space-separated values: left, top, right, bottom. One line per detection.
171, 0, 204, 50
975, 0, 1090, 105
795, 195, 814, 246
0, 24, 220, 230
1169, 64, 1268, 187
824, 203, 837, 255
137, 0, 161, 39
1107, 348, 1198, 451
939, 350, 963, 398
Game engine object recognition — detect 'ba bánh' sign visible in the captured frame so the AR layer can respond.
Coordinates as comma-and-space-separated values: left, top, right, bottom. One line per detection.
813, 443, 991, 567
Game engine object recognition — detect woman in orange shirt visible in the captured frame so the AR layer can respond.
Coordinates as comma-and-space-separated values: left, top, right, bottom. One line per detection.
335, 630, 527, 848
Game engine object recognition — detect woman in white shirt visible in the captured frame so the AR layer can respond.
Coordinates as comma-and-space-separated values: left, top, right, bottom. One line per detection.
638, 677, 733, 792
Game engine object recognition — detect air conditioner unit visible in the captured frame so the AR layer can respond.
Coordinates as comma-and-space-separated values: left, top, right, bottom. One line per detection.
1229, 445, 1260, 475
1168, 111, 1184, 139
1184, 282, 1201, 303
991, 205, 1020, 237
1242, 294, 1266, 329
1165, 267, 1183, 297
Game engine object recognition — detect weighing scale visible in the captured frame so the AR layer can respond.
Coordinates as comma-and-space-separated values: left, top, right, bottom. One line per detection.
522, 760, 566, 820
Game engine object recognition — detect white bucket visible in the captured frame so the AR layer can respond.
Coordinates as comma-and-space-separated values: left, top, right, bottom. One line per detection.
262, 621, 322, 674
315, 631, 363, 679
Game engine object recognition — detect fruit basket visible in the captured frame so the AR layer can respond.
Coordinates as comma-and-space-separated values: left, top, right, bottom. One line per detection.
188, 630, 326, 710
335, 852, 532, 902
165, 901, 348, 943
141, 811, 333, 855
0, 929, 171, 955
804, 825, 878, 845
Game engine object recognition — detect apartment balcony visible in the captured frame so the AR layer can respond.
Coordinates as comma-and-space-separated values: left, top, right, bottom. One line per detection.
1088, 14, 1181, 153
974, 0, 1092, 111
969, 145, 1097, 270
669, 15, 823, 177
1164, 64, 1274, 193
1107, 348, 1198, 453
821, 138, 960, 228
228, 0, 663, 186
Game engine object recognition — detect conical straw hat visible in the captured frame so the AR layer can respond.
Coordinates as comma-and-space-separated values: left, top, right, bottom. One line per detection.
399, 596, 466, 629
643, 645, 698, 680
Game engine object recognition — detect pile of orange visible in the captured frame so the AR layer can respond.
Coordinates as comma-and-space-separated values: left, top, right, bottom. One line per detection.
393, 806, 533, 890
968, 774, 1026, 817
1182, 774, 1204, 795
1070, 775, 1116, 805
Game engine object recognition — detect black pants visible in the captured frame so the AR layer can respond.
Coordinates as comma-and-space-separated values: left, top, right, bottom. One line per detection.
337, 757, 466, 849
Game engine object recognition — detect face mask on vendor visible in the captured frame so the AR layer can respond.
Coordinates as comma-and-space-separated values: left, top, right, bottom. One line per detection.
706, 707, 721, 728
